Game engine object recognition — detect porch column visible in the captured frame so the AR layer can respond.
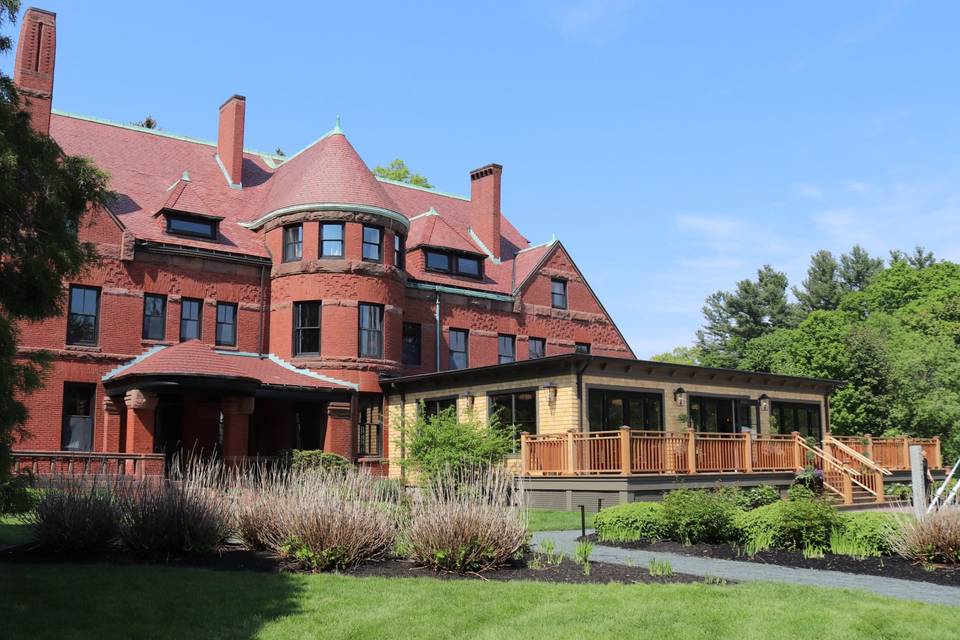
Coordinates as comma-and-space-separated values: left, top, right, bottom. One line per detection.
222, 396, 255, 461
101, 395, 125, 453
124, 389, 158, 454
324, 401, 354, 460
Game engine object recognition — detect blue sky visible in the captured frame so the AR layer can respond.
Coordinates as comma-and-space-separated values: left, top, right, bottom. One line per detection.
4, 1, 960, 357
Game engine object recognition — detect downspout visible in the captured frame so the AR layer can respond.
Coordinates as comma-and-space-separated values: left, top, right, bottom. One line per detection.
399, 389, 406, 484
575, 358, 591, 433
435, 291, 441, 372
257, 264, 267, 356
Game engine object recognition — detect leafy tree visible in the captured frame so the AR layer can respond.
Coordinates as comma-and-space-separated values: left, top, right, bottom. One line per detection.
399, 406, 513, 481
0, 3, 112, 479
373, 158, 433, 188
838, 245, 884, 292
793, 250, 842, 312
650, 345, 702, 365
132, 115, 158, 129
907, 245, 936, 269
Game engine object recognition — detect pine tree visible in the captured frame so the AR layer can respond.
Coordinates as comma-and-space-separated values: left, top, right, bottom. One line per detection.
838, 244, 884, 291
794, 250, 842, 312
907, 245, 936, 269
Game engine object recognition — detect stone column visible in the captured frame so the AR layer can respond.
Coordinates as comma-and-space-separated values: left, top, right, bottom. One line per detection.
324, 401, 354, 460
222, 396, 255, 461
124, 389, 158, 454
101, 395, 125, 453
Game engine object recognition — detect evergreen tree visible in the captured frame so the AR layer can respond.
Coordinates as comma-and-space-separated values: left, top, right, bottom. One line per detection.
838, 244, 883, 292
793, 250, 842, 312
907, 245, 936, 269
0, 3, 112, 478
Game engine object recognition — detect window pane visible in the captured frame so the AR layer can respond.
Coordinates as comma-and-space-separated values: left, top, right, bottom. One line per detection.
588, 391, 604, 430
402, 322, 421, 366
528, 338, 545, 359
180, 299, 201, 341
498, 335, 515, 364
426, 251, 450, 271
575, 342, 591, 354
551, 279, 567, 309
359, 304, 383, 358
294, 302, 321, 355
362, 226, 381, 261
457, 256, 481, 276
449, 329, 468, 369
143, 294, 166, 340
167, 215, 216, 238
283, 225, 302, 262
61, 384, 94, 451
216, 303, 237, 346
394, 235, 404, 269
321, 224, 344, 257
67, 286, 99, 345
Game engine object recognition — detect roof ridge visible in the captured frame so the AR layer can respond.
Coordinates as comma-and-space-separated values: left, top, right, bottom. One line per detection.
376, 176, 470, 202
51, 109, 286, 161
516, 236, 558, 254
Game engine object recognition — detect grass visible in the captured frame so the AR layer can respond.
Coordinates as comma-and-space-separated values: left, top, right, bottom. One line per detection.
0, 514, 32, 547
1, 563, 959, 639
526, 509, 594, 532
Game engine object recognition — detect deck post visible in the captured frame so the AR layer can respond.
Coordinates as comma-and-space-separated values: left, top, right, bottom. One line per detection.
520, 432, 529, 476
742, 432, 753, 473
792, 431, 802, 470
865, 434, 874, 461
842, 472, 853, 505
901, 437, 910, 470
619, 427, 631, 475
874, 471, 885, 504
686, 428, 696, 474
566, 430, 576, 476
933, 436, 942, 469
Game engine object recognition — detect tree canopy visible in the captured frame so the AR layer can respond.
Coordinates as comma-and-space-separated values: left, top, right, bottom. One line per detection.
373, 158, 433, 188
682, 244, 960, 460
0, 3, 112, 477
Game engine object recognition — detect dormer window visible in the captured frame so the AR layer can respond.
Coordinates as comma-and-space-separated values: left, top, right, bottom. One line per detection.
425, 249, 484, 279
165, 213, 219, 240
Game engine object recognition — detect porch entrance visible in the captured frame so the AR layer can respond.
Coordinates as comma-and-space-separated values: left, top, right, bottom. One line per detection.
689, 396, 758, 434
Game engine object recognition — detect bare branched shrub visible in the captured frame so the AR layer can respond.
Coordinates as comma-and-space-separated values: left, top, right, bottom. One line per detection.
29, 473, 120, 552
407, 466, 528, 573
234, 464, 399, 571
891, 507, 960, 564
118, 456, 233, 556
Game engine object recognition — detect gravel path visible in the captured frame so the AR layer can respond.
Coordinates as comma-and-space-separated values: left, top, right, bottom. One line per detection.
532, 530, 960, 607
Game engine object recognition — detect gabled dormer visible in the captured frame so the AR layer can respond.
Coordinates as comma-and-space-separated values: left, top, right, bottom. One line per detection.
157, 171, 223, 241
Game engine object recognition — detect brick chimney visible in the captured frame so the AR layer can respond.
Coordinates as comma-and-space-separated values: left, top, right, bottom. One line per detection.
13, 8, 57, 136
217, 95, 246, 188
469, 163, 503, 260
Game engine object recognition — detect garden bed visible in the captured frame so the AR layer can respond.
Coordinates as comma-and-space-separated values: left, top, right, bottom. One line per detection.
1, 542, 705, 585
586, 535, 960, 587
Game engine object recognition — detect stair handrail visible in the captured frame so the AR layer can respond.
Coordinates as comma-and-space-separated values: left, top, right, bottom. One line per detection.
824, 434, 892, 476
927, 457, 960, 514
795, 437, 862, 503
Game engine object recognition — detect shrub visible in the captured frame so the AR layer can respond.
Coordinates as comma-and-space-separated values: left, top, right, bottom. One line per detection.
594, 502, 666, 542
744, 485, 781, 510
660, 489, 739, 544
787, 483, 817, 501
29, 474, 120, 552
279, 450, 350, 473
407, 466, 527, 573
792, 467, 824, 496
119, 458, 233, 556
838, 511, 904, 556
400, 406, 514, 482
891, 507, 960, 564
0, 471, 35, 515
236, 465, 398, 571
885, 483, 913, 502
735, 498, 841, 552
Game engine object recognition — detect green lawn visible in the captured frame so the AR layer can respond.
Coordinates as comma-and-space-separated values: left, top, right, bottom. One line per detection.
526, 509, 594, 532
1, 563, 957, 639
0, 514, 32, 547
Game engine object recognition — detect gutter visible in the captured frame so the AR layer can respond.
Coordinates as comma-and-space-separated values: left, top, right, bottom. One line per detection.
135, 241, 272, 267
407, 280, 514, 303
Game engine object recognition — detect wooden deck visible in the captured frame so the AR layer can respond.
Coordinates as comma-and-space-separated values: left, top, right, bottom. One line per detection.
520, 429, 941, 505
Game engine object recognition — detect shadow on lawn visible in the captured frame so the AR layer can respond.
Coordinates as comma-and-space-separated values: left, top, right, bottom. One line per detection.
0, 561, 307, 640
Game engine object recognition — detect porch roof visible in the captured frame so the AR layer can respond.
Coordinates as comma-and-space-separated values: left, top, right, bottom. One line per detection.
102, 340, 359, 392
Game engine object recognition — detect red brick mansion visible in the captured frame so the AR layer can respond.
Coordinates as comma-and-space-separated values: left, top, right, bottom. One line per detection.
11, 8, 633, 474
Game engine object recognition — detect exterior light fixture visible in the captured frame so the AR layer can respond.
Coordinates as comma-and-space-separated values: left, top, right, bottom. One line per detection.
460, 391, 475, 408
542, 382, 558, 401
673, 387, 686, 407
759, 394, 769, 411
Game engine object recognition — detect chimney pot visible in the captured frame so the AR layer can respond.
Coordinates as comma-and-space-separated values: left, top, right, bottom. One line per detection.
469, 163, 503, 260
13, 8, 57, 135
218, 95, 246, 188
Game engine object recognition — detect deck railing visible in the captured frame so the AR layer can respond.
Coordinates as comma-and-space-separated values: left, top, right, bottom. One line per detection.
831, 435, 942, 470
11, 451, 166, 478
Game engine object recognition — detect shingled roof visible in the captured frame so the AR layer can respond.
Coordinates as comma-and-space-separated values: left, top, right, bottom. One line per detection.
49, 110, 554, 293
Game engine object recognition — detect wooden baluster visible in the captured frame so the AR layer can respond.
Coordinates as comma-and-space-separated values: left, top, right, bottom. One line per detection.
686, 428, 696, 474
619, 427, 631, 475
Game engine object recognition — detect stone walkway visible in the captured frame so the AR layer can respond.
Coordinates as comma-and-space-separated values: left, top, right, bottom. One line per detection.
532, 530, 960, 607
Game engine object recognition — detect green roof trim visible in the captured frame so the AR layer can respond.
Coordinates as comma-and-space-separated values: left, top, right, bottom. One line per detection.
407, 281, 514, 302
241, 202, 411, 231
375, 176, 470, 202
51, 109, 286, 161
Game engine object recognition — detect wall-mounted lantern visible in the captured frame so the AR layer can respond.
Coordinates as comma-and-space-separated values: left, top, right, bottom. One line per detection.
673, 387, 686, 407
759, 394, 769, 411
542, 382, 558, 402
460, 391, 475, 409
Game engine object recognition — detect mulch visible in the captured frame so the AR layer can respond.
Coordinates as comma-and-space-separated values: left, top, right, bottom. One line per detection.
0, 542, 705, 585
585, 535, 960, 587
